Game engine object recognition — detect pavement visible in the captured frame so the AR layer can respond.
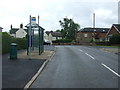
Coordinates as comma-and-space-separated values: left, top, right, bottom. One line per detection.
31, 45, 119, 88
2, 45, 55, 88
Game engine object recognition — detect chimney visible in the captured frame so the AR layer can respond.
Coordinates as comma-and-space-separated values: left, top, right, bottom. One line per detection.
93, 13, 95, 28
20, 23, 23, 28
11, 24, 12, 29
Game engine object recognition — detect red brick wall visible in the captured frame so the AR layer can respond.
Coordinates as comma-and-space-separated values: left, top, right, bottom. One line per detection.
108, 26, 120, 35
76, 32, 107, 42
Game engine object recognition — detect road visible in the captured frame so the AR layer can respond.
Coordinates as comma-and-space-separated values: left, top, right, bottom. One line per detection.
31, 45, 119, 88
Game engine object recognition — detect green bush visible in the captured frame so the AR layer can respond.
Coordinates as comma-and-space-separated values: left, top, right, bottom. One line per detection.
2, 32, 11, 54
2, 32, 27, 54
11, 37, 27, 50
109, 34, 120, 44
52, 39, 72, 43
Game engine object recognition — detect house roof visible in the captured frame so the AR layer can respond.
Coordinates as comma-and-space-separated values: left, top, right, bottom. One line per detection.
9, 28, 27, 34
45, 31, 62, 37
45, 31, 51, 35
51, 32, 62, 37
9, 28, 19, 34
79, 28, 110, 33
106, 24, 120, 37
113, 24, 120, 32
0, 27, 3, 29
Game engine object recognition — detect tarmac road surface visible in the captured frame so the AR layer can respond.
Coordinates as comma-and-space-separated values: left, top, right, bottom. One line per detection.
31, 45, 119, 88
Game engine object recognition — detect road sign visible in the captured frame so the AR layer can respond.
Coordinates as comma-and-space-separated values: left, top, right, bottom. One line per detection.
31, 17, 36, 23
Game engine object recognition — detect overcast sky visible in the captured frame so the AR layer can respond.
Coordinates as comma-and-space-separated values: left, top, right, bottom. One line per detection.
0, 0, 119, 32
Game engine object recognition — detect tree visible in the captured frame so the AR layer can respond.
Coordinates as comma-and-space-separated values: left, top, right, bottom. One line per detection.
55, 29, 61, 32
59, 17, 80, 40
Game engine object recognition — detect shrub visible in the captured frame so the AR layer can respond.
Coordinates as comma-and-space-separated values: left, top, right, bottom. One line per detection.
109, 34, 120, 44
52, 39, 72, 43
11, 37, 27, 50
2, 32, 27, 54
2, 32, 11, 54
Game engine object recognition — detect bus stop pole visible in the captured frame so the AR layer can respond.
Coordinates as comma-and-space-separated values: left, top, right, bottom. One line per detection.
28, 15, 32, 58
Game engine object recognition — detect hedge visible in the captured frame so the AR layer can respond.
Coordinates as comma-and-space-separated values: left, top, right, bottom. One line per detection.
2, 32, 27, 54
109, 34, 120, 44
52, 39, 72, 43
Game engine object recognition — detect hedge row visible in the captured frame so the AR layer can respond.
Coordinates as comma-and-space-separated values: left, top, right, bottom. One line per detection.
109, 34, 120, 44
2, 32, 27, 54
52, 39, 72, 43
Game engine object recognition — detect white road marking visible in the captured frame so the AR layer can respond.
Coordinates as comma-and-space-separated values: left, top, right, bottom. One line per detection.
101, 63, 120, 77
85, 53, 95, 59
79, 49, 83, 52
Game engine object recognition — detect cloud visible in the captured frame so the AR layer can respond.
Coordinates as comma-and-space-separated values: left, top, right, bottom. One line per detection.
0, 0, 118, 32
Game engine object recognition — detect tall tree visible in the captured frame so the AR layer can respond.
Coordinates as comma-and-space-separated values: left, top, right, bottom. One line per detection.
59, 17, 80, 40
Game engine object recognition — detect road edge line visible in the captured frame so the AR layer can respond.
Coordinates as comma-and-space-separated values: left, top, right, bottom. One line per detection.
49, 46, 56, 61
24, 46, 56, 90
24, 59, 49, 90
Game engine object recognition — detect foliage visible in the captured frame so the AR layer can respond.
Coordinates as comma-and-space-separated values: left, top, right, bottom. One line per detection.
52, 39, 72, 43
11, 37, 27, 50
59, 17, 80, 40
2, 32, 11, 54
55, 29, 61, 32
2, 32, 27, 54
109, 34, 120, 44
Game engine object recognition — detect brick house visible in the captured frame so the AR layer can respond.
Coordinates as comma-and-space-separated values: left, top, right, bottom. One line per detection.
76, 27, 110, 43
106, 24, 120, 41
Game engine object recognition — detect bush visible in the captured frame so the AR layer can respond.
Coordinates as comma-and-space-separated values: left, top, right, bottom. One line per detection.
109, 34, 120, 44
2, 32, 11, 54
2, 32, 27, 54
52, 39, 72, 43
11, 37, 27, 50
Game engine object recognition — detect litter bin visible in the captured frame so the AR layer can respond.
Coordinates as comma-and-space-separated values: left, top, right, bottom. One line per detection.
10, 43, 17, 60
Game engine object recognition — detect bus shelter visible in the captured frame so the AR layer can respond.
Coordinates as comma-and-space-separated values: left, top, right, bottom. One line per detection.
25, 16, 45, 55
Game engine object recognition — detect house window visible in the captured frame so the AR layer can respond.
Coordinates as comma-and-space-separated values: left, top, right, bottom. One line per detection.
84, 34, 88, 38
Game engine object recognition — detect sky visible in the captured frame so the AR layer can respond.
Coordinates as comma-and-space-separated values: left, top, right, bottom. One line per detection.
0, 0, 119, 32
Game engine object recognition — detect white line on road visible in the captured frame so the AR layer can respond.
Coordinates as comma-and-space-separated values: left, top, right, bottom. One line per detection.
101, 63, 120, 77
85, 53, 95, 59
79, 49, 83, 52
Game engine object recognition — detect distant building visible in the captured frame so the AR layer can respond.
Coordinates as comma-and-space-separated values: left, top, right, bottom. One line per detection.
44, 31, 62, 43
118, 1, 120, 24
9, 24, 27, 38
0, 27, 3, 32
106, 24, 120, 41
76, 27, 110, 43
